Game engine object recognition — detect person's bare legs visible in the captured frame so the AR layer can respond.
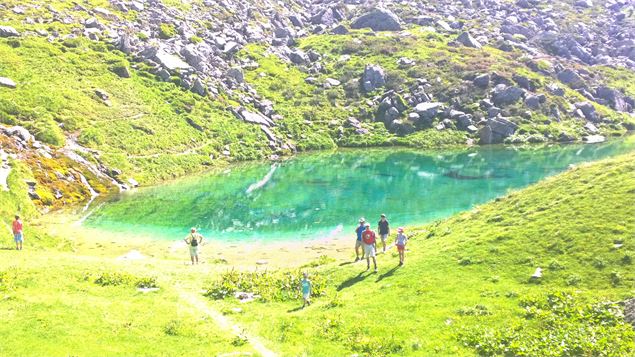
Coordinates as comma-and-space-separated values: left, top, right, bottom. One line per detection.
18, 241, 22, 250
371, 257, 377, 272
382, 239, 386, 252
190, 255, 195, 265
366, 255, 370, 271
355, 243, 361, 260
195, 254, 199, 264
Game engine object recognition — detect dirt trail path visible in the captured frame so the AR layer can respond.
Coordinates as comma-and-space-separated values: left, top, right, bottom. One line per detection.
175, 283, 277, 357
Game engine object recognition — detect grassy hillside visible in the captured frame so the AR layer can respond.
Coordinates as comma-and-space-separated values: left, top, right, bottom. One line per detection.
207, 152, 635, 356
1, 151, 633, 356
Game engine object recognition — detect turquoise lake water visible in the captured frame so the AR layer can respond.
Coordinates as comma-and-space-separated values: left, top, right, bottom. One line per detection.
82, 139, 635, 242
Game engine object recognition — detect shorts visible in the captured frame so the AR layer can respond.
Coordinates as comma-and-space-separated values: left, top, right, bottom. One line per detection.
303, 292, 310, 300
355, 240, 363, 248
380, 234, 388, 242
13, 232, 23, 243
363, 243, 376, 257
397, 244, 405, 252
189, 245, 199, 256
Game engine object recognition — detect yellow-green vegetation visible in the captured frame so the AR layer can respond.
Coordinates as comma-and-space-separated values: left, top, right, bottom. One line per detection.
0, 36, 272, 183
2, 151, 632, 356
206, 152, 635, 356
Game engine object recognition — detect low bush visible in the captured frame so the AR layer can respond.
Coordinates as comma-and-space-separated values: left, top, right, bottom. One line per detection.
84, 271, 158, 288
203, 269, 326, 302
459, 291, 635, 356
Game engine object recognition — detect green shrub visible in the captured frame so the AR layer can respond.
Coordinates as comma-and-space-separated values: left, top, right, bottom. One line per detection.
203, 269, 326, 302
85, 271, 158, 288
459, 292, 635, 356
189, 35, 203, 44
159, 23, 177, 39
457, 304, 491, 316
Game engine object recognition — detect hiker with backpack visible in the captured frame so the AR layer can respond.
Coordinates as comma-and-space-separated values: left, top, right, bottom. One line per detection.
361, 223, 378, 272
184, 227, 204, 265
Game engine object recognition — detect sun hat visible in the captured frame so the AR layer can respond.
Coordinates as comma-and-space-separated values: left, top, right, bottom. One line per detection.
359, 217, 365, 223
365, 223, 370, 228
398, 227, 404, 233
191, 227, 197, 233
380, 213, 386, 217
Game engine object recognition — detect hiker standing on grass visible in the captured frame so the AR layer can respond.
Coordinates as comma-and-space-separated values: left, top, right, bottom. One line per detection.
301, 272, 312, 308
377, 214, 390, 253
355, 218, 366, 261
184, 228, 204, 265
395, 227, 408, 266
362, 224, 378, 272
12, 215, 23, 251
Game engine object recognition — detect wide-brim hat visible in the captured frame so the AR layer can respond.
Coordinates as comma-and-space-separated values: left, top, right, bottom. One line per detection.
398, 227, 404, 232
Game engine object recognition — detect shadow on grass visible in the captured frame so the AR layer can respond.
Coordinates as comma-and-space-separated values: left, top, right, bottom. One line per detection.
336, 272, 369, 291
375, 265, 399, 283
287, 306, 304, 313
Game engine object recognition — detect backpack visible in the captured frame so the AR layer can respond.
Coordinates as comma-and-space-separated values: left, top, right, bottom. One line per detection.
190, 234, 198, 247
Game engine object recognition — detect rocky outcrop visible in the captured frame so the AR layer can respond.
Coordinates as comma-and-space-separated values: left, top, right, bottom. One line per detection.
479, 117, 518, 144
361, 64, 386, 93
456, 31, 482, 48
0, 26, 20, 37
351, 8, 402, 32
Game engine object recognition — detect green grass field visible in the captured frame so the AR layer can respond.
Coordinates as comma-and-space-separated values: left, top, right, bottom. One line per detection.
1, 152, 633, 356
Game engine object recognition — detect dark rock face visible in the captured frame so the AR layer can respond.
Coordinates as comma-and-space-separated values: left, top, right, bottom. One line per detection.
625, 298, 635, 329
351, 8, 402, 32
479, 117, 518, 144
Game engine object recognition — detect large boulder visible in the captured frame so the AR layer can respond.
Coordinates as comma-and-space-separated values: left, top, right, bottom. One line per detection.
595, 87, 631, 112
557, 69, 585, 89
575, 102, 600, 122
491, 85, 525, 106
155, 52, 190, 71
351, 8, 402, 32
289, 49, 309, 65
479, 117, 518, 144
415, 102, 444, 124
361, 64, 386, 92
456, 31, 482, 48
473, 73, 490, 88
0, 26, 20, 38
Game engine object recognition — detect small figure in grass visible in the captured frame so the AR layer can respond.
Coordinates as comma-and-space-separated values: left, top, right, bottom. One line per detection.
377, 213, 390, 253
301, 272, 312, 308
354, 218, 366, 261
184, 227, 204, 265
12, 215, 23, 251
395, 227, 408, 266
362, 223, 378, 272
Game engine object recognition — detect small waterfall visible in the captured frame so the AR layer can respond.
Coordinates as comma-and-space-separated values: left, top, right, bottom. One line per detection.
78, 172, 99, 212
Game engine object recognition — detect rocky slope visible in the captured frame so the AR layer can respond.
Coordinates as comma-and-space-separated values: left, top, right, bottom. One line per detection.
0, 0, 634, 210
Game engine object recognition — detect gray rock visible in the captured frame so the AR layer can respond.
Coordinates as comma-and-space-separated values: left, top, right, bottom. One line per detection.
0, 26, 20, 38
235, 108, 274, 127
155, 52, 190, 71
85, 17, 101, 28
289, 49, 309, 65
492, 85, 525, 106
557, 69, 585, 89
385, 107, 400, 122
351, 8, 402, 32
457, 114, 473, 129
289, 15, 304, 28
473, 74, 490, 88
575, 102, 600, 122
390, 119, 415, 136
584, 122, 599, 134
575, 0, 593, 7
524, 95, 541, 109
227, 67, 244, 83
3, 126, 32, 142
129, 1, 144, 11
583, 135, 605, 143
466, 125, 478, 133
331, 24, 349, 35
111, 65, 131, 78
479, 117, 518, 144
595, 87, 631, 112
624, 298, 635, 329
547, 83, 565, 96
191, 78, 206, 96
408, 112, 420, 121
415, 102, 444, 121
362, 64, 386, 92
0, 77, 17, 89
456, 31, 482, 48
324, 78, 341, 87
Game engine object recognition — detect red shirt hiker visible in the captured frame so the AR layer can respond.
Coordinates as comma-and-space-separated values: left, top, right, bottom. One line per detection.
362, 229, 376, 245
12, 219, 23, 234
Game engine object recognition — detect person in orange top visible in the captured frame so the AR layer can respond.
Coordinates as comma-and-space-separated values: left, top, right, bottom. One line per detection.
12, 215, 23, 250
361, 224, 377, 272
